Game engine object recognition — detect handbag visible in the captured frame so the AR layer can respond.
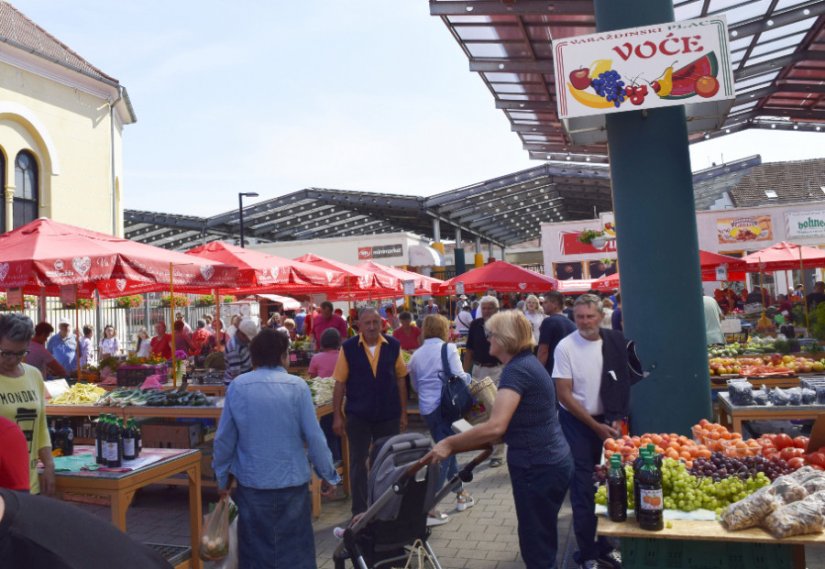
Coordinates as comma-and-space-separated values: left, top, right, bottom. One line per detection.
438, 342, 473, 422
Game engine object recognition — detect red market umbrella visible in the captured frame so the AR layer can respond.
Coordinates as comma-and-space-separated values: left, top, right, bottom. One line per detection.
357, 261, 444, 296
592, 273, 621, 292
0, 218, 237, 298
435, 260, 557, 295
741, 241, 825, 272
295, 254, 399, 297
186, 241, 346, 293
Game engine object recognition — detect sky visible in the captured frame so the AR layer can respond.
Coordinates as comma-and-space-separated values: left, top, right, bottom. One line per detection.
10, 1, 825, 217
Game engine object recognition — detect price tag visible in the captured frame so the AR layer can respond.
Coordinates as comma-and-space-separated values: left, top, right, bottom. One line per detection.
60, 285, 77, 305
403, 280, 415, 296
455, 282, 465, 295
6, 288, 22, 308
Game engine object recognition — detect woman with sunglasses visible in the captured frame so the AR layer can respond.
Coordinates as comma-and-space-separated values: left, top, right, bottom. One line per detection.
0, 314, 55, 495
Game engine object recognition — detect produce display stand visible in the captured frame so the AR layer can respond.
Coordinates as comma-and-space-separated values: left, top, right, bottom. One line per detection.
710, 376, 802, 391
598, 517, 816, 569
98, 383, 227, 397
717, 393, 825, 433
49, 445, 202, 569
46, 402, 349, 519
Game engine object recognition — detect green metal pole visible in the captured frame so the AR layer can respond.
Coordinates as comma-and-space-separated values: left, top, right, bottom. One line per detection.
594, 0, 712, 435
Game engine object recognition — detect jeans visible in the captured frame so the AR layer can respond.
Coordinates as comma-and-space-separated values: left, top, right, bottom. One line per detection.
346, 414, 400, 515
422, 409, 461, 495
234, 483, 315, 569
558, 408, 613, 563
509, 458, 573, 569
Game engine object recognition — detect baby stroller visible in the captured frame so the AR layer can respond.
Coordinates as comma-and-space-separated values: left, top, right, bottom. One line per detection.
333, 433, 491, 569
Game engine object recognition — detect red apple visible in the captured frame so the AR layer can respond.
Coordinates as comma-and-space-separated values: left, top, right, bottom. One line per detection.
569, 68, 591, 90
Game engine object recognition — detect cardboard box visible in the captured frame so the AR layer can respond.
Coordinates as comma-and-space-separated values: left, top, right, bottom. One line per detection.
140, 421, 203, 449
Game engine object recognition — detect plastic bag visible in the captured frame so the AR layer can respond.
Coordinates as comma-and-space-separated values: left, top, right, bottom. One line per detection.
753, 386, 769, 406
200, 497, 231, 561
802, 388, 816, 405
763, 491, 825, 539
213, 516, 238, 569
803, 477, 825, 495
728, 381, 754, 406
721, 475, 807, 531
785, 387, 803, 406
768, 388, 791, 406
721, 486, 784, 530
789, 466, 820, 483
816, 385, 825, 405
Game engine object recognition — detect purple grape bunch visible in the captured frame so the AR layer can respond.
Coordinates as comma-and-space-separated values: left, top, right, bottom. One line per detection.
690, 452, 792, 482
590, 70, 626, 108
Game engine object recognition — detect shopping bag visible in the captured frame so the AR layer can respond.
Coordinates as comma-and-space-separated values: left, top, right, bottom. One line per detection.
213, 516, 238, 569
438, 343, 473, 422
391, 539, 439, 569
464, 376, 497, 425
200, 496, 231, 561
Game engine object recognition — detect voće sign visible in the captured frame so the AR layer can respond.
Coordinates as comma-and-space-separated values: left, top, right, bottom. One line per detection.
553, 16, 735, 146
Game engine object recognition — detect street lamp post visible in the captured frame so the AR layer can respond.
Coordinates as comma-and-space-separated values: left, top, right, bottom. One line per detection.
238, 192, 259, 248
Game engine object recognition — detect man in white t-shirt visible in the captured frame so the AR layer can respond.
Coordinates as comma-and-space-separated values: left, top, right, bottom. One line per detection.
553, 294, 628, 569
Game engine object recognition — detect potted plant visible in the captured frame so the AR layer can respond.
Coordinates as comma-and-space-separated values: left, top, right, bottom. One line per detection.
114, 295, 143, 309
160, 294, 190, 308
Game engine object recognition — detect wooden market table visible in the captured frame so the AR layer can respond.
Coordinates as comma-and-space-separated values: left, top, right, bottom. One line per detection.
46, 402, 349, 519
598, 516, 822, 569
50, 445, 202, 569
717, 392, 825, 433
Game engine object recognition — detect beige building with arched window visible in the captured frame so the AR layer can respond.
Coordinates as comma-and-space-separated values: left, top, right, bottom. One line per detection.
0, 2, 136, 236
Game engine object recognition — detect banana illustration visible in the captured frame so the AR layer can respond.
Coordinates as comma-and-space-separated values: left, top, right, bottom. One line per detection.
589, 59, 612, 79
567, 83, 614, 109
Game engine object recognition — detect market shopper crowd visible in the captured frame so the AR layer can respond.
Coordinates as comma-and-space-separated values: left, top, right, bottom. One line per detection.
0, 288, 646, 569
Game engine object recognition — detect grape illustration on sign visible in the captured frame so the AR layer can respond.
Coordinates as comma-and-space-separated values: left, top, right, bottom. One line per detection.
554, 17, 735, 145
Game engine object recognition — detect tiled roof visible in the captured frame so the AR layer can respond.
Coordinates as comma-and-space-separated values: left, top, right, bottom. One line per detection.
0, 1, 117, 85
729, 158, 825, 208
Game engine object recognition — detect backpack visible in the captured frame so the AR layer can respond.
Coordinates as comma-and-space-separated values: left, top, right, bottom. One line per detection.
438, 342, 473, 422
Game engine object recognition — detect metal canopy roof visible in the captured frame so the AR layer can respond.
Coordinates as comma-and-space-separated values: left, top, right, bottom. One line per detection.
125, 158, 768, 250
430, 0, 825, 158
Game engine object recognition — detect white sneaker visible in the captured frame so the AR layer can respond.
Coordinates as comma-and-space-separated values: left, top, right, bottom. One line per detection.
456, 491, 475, 512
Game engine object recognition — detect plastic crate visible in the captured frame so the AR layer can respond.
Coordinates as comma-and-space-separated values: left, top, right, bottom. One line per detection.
116, 364, 167, 387
621, 538, 795, 569
143, 543, 190, 567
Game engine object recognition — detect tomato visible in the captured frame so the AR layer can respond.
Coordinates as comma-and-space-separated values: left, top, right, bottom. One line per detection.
788, 457, 806, 470
780, 447, 805, 461
793, 436, 809, 449
807, 452, 825, 468
811, 464, 825, 471
774, 433, 793, 450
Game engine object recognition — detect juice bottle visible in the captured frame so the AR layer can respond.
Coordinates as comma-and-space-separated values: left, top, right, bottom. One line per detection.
632, 449, 649, 521
606, 454, 627, 522
122, 420, 137, 461
637, 455, 664, 531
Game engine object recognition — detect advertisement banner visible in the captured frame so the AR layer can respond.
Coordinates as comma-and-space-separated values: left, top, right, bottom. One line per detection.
6, 288, 22, 307
559, 231, 618, 255
554, 16, 735, 119
357, 244, 403, 260
716, 216, 773, 245
786, 210, 825, 240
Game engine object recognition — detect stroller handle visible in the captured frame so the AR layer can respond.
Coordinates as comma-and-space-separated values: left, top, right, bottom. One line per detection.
394, 444, 493, 493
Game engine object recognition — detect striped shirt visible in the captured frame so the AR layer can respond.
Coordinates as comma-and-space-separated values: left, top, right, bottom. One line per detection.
224, 339, 252, 383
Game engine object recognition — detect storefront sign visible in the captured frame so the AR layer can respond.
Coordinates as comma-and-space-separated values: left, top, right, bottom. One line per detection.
560, 231, 618, 255
786, 210, 825, 239
357, 244, 403, 260
554, 16, 734, 119
716, 215, 773, 244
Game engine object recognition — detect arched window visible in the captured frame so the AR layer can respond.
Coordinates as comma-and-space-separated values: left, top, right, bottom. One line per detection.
14, 151, 38, 228
0, 150, 6, 233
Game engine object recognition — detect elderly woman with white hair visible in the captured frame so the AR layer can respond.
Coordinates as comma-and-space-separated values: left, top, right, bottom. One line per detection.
462, 295, 507, 467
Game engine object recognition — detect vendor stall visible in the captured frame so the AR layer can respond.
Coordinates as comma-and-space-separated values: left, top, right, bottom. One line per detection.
49, 445, 202, 569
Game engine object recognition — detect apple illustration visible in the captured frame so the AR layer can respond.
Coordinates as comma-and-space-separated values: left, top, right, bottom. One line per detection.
569, 68, 591, 90
651, 80, 661, 93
